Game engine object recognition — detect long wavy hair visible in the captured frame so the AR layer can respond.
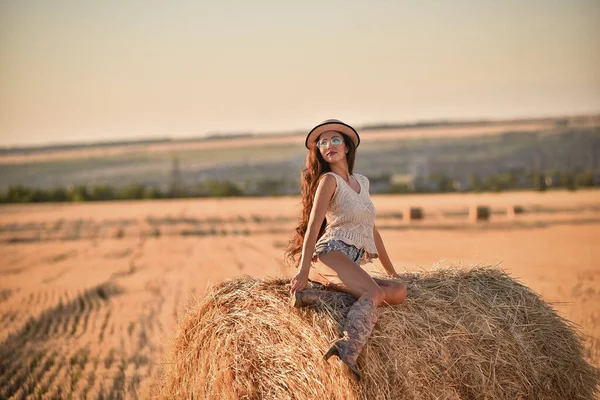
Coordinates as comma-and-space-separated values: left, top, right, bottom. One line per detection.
284, 133, 357, 266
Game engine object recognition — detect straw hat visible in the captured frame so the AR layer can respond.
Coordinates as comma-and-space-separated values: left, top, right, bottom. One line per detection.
305, 119, 360, 149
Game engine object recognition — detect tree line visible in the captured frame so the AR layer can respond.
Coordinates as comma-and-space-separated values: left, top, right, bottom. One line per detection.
1, 181, 241, 203
1, 169, 598, 204
388, 169, 597, 194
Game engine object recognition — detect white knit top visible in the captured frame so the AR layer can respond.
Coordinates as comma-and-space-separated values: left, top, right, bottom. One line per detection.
314, 172, 379, 263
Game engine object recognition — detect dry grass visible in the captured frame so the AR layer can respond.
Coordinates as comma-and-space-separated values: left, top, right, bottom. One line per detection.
159, 268, 599, 400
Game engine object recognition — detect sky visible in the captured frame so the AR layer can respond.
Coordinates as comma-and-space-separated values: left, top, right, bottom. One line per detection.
0, 0, 599, 147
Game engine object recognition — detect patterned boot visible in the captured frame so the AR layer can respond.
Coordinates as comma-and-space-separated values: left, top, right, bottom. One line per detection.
289, 288, 356, 308
323, 296, 377, 381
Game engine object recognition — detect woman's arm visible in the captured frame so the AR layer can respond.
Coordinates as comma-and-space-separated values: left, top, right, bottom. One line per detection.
373, 224, 399, 277
289, 175, 336, 295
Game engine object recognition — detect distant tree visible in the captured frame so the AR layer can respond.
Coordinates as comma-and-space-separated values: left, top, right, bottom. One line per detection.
484, 172, 514, 192
558, 172, 576, 190
467, 174, 484, 192
91, 185, 116, 201
206, 180, 243, 197
6, 185, 32, 202
50, 187, 69, 202
500, 172, 517, 189
483, 176, 502, 192
256, 179, 283, 196
70, 185, 90, 202
532, 173, 547, 192
119, 184, 146, 200
545, 169, 561, 188
575, 170, 594, 187
30, 189, 50, 202
428, 173, 455, 193
389, 183, 413, 194
143, 187, 162, 199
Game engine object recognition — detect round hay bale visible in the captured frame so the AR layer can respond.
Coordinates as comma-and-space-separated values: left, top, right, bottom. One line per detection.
469, 205, 490, 222
159, 268, 599, 400
403, 206, 423, 222
507, 205, 525, 219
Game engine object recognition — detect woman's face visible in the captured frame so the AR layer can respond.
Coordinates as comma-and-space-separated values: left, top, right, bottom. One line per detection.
316, 131, 347, 164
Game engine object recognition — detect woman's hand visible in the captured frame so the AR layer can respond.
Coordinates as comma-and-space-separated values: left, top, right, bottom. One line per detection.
289, 269, 309, 296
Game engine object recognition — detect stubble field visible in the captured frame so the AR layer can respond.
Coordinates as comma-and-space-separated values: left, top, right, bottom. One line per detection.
1, 190, 599, 398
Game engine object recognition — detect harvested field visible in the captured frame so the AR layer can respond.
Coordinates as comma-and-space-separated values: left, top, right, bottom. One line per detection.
0, 190, 599, 398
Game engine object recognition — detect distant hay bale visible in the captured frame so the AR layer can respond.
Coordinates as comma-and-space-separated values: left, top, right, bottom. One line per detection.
403, 206, 423, 222
113, 227, 125, 239
159, 268, 599, 400
148, 226, 161, 238
469, 205, 490, 222
507, 205, 525, 219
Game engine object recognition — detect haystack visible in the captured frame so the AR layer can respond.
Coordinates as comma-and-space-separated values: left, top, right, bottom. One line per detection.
469, 205, 490, 222
159, 268, 598, 400
403, 206, 423, 222
507, 205, 525, 219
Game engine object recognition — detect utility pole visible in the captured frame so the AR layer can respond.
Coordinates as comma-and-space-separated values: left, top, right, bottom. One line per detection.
532, 132, 546, 191
592, 139, 599, 173
169, 156, 183, 197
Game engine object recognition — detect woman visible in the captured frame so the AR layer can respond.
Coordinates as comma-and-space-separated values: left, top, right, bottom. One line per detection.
285, 119, 407, 381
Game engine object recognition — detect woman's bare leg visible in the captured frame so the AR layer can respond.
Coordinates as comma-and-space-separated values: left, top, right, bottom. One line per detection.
308, 254, 407, 306
316, 251, 384, 306
372, 277, 407, 305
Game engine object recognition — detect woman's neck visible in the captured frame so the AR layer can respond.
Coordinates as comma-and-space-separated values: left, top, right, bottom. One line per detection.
329, 163, 351, 182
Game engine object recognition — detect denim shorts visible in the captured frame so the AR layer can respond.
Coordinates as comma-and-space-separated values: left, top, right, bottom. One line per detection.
313, 239, 365, 267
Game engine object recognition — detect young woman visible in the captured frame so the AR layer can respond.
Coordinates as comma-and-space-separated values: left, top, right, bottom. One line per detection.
285, 119, 407, 381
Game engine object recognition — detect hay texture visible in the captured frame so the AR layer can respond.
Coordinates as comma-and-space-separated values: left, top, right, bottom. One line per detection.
160, 268, 598, 400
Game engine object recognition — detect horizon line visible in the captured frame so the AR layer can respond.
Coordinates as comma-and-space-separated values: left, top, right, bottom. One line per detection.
2, 111, 599, 152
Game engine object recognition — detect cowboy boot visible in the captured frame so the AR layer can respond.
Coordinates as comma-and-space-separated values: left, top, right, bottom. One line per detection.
289, 288, 356, 308
323, 296, 377, 381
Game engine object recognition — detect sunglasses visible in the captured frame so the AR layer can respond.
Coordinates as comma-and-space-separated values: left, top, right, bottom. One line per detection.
316, 136, 344, 149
